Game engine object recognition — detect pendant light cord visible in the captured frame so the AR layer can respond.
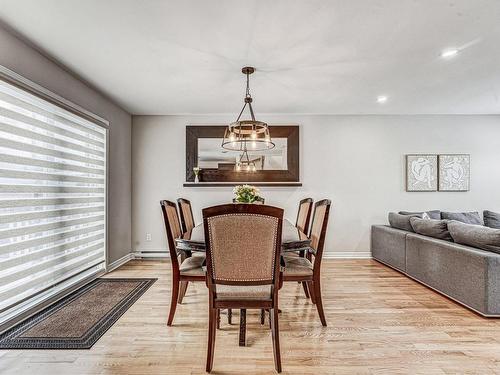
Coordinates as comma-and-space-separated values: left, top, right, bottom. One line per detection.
245, 71, 251, 98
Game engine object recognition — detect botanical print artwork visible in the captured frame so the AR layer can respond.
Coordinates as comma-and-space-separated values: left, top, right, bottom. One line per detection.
439, 154, 470, 191
406, 154, 438, 191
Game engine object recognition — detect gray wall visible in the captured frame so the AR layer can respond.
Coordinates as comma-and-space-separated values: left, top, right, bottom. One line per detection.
0, 25, 132, 264
132, 114, 500, 258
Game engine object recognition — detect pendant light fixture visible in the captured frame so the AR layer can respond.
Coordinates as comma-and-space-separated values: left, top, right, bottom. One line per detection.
235, 148, 257, 172
222, 67, 275, 154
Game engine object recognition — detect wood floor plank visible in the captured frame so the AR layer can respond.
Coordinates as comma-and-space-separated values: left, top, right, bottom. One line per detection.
1, 259, 500, 374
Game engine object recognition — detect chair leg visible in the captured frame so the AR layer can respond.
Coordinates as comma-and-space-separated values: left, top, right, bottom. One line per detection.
270, 308, 282, 373
301, 281, 310, 299
178, 281, 188, 304
297, 251, 304, 284
313, 279, 327, 326
217, 309, 221, 329
206, 307, 217, 372
307, 281, 316, 304
167, 273, 179, 326
227, 309, 232, 325
239, 309, 246, 346
260, 309, 265, 325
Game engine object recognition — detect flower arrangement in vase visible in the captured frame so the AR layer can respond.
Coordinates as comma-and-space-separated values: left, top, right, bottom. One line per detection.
233, 184, 262, 203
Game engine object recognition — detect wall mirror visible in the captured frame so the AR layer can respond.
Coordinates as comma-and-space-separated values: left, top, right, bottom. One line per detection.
185, 125, 300, 185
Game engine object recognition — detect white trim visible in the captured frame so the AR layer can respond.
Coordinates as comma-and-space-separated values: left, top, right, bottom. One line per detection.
133, 251, 169, 258
323, 251, 372, 259
106, 253, 134, 272
0, 65, 109, 126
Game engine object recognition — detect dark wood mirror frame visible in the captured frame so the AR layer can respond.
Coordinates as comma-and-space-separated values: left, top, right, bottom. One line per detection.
185, 125, 300, 186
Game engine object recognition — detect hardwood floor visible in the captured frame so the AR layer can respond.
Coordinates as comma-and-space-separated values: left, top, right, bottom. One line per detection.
2, 259, 500, 374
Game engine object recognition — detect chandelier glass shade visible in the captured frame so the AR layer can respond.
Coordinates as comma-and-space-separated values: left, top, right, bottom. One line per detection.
221, 67, 275, 153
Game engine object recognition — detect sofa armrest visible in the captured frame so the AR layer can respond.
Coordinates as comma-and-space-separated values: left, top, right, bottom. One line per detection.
371, 225, 408, 272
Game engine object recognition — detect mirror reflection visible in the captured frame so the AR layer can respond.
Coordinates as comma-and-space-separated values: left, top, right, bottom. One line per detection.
198, 138, 288, 171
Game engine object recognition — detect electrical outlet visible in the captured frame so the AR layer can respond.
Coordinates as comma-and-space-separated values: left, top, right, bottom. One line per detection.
146, 233, 152, 241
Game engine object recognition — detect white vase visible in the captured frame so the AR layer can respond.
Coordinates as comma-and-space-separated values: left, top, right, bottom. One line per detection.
194, 175, 199, 183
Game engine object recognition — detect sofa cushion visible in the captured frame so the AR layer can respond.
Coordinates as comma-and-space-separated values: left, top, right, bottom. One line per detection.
448, 221, 500, 254
388, 212, 420, 232
409, 217, 452, 241
399, 210, 441, 220
441, 211, 483, 225
484, 210, 500, 229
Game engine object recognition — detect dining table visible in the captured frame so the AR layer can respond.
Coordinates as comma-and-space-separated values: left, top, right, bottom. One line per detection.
175, 218, 311, 346
175, 218, 311, 254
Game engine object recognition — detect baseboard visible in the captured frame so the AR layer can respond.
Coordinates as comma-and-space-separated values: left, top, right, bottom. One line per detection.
323, 251, 372, 259
133, 250, 169, 258
107, 253, 134, 272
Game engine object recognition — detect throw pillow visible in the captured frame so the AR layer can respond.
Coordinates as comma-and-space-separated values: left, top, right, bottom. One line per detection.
441, 211, 483, 225
484, 210, 500, 229
448, 221, 500, 254
399, 210, 441, 220
388, 212, 420, 232
409, 217, 452, 241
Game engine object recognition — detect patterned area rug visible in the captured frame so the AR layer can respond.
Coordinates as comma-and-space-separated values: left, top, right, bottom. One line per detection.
0, 278, 156, 349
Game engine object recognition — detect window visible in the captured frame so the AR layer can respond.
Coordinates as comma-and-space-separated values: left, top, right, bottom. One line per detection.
0, 77, 107, 326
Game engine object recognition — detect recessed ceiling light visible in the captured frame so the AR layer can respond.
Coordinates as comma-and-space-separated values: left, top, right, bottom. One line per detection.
441, 48, 459, 58
376, 95, 388, 104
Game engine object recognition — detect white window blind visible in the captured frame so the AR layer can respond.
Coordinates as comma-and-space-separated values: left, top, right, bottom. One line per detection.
0, 78, 106, 324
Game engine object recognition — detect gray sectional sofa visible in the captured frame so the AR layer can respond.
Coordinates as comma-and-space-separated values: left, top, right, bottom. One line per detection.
371, 210, 500, 317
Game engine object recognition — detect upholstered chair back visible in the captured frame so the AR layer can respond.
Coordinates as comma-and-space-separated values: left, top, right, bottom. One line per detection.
296, 198, 313, 234
309, 200, 331, 268
160, 200, 182, 269
203, 204, 283, 285
177, 198, 195, 233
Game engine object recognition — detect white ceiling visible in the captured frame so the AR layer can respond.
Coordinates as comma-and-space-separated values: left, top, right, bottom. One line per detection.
1, 0, 500, 115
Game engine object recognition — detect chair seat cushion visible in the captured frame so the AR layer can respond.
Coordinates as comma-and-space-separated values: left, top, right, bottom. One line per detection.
179, 253, 206, 276
215, 284, 272, 301
283, 255, 313, 276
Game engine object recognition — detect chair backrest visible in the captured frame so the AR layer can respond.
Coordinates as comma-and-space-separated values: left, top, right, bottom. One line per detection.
309, 199, 331, 271
203, 204, 283, 287
160, 200, 182, 270
295, 198, 313, 234
177, 198, 195, 233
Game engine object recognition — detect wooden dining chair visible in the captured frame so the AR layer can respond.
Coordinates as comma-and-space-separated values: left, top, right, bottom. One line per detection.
203, 204, 284, 373
294, 198, 314, 297
177, 198, 195, 234
283, 199, 331, 326
160, 200, 206, 326
296, 198, 313, 235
